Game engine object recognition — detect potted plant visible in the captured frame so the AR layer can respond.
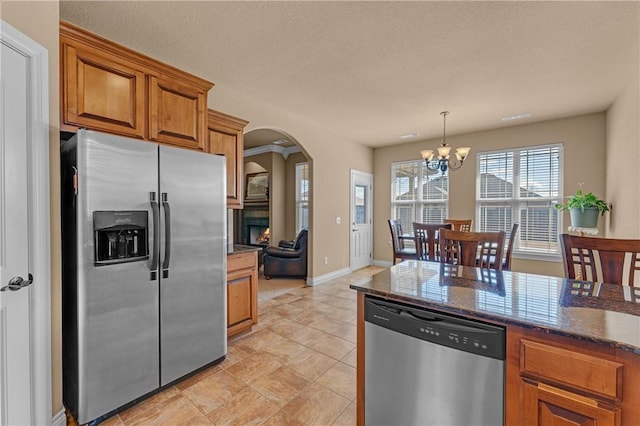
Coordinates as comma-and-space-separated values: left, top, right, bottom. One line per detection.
555, 184, 611, 228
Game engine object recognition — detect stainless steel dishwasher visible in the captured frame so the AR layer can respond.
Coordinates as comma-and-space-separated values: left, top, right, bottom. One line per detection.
364, 295, 505, 426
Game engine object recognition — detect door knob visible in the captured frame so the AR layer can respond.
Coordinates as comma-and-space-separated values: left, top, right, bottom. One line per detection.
1, 273, 34, 292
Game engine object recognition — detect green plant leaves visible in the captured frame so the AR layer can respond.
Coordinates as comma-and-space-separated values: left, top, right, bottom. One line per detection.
555, 188, 611, 216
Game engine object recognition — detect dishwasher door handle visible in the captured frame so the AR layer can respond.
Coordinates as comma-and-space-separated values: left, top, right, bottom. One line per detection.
375, 301, 439, 320
371, 300, 498, 335
399, 309, 443, 323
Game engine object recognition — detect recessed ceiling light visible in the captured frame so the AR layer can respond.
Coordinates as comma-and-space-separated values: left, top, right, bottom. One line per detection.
400, 132, 419, 139
501, 113, 532, 122
272, 139, 287, 145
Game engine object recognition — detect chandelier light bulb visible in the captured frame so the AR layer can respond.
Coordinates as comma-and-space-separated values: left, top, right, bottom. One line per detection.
437, 145, 451, 159
455, 147, 471, 161
421, 149, 435, 161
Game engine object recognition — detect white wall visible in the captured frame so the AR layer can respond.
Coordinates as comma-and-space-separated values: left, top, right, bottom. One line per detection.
209, 84, 374, 278
606, 76, 640, 238
373, 113, 607, 277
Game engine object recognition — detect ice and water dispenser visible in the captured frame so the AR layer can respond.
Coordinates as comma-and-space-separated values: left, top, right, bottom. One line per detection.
94, 211, 149, 265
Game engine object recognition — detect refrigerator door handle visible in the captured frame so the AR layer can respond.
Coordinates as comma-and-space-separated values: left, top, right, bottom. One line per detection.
161, 192, 171, 278
150, 192, 159, 280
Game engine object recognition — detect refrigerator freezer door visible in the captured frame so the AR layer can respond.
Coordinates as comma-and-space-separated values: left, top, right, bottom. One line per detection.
74, 130, 160, 422
159, 145, 227, 385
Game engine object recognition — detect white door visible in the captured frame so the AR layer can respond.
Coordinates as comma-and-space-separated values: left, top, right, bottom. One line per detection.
1, 21, 51, 426
350, 170, 373, 271
0, 37, 34, 426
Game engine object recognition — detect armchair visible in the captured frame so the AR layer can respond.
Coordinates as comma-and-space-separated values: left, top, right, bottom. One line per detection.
276, 237, 297, 249
263, 229, 308, 279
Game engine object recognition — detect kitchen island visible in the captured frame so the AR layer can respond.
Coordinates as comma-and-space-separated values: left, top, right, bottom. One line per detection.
350, 260, 640, 425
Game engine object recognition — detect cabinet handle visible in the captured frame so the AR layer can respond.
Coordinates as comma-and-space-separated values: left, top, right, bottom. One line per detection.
538, 382, 598, 407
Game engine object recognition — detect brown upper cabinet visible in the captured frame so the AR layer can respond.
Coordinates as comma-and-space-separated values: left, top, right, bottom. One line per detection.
60, 21, 213, 150
207, 109, 248, 209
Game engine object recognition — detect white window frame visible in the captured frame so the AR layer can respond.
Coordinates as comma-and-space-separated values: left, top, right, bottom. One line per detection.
475, 143, 564, 262
391, 159, 449, 235
295, 162, 309, 233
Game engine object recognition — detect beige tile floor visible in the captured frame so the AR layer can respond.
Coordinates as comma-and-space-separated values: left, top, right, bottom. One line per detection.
69, 265, 385, 426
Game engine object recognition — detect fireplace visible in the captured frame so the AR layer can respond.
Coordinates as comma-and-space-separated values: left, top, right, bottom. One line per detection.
248, 225, 270, 246
240, 204, 270, 247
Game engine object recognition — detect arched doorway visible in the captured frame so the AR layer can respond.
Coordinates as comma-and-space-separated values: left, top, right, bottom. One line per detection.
234, 128, 312, 299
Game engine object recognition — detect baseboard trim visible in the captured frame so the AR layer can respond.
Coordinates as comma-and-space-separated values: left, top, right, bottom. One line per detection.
373, 259, 393, 267
306, 267, 352, 286
52, 409, 66, 426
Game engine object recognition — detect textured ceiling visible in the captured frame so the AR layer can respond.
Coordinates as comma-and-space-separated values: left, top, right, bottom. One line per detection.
59, 1, 639, 148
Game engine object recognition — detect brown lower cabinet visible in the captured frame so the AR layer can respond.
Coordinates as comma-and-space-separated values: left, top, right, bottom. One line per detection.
227, 250, 258, 337
355, 293, 640, 426
521, 381, 620, 424
507, 326, 636, 426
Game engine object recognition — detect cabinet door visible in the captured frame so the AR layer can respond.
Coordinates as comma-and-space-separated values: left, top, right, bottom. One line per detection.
227, 276, 252, 327
227, 251, 258, 337
522, 381, 620, 426
208, 110, 248, 209
62, 43, 146, 138
149, 75, 207, 151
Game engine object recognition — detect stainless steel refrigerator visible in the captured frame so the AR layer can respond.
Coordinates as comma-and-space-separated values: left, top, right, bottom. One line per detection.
61, 129, 227, 424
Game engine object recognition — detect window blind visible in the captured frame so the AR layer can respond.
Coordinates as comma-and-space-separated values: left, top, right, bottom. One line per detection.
295, 162, 309, 233
391, 160, 449, 234
476, 144, 563, 256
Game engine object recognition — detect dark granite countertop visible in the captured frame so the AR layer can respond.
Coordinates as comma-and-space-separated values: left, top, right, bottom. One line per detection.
350, 260, 640, 354
227, 244, 263, 255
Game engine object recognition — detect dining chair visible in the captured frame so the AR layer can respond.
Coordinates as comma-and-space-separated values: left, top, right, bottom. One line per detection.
502, 223, 520, 271
413, 222, 452, 261
560, 234, 640, 285
483, 223, 520, 271
388, 219, 418, 265
444, 218, 472, 232
439, 229, 506, 270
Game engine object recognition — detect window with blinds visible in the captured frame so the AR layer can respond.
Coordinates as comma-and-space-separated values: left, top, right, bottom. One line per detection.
476, 144, 563, 257
391, 160, 449, 234
295, 162, 309, 233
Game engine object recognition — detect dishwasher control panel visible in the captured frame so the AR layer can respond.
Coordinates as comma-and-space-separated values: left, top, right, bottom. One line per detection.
365, 295, 505, 360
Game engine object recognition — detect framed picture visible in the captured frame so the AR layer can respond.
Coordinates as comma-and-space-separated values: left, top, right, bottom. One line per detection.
245, 172, 269, 201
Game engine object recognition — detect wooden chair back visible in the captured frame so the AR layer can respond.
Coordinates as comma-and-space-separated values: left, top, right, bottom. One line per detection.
413, 223, 452, 261
560, 234, 640, 285
444, 218, 472, 232
439, 229, 506, 270
388, 219, 418, 265
503, 223, 519, 271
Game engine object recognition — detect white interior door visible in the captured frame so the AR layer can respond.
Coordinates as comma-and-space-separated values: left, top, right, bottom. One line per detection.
350, 170, 373, 271
0, 37, 33, 426
0, 21, 51, 425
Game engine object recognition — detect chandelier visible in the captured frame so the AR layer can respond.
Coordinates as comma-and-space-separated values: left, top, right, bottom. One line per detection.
420, 111, 470, 174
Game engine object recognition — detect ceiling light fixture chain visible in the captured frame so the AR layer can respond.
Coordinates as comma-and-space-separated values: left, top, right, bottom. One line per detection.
420, 111, 470, 175
441, 110, 448, 145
